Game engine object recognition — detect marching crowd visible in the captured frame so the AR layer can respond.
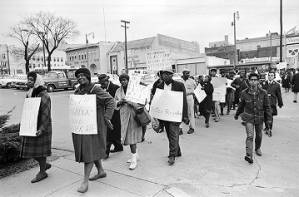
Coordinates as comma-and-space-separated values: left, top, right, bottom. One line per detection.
18, 67, 299, 193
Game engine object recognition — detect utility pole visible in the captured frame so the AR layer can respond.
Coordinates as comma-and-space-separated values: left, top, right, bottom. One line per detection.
232, 11, 239, 69
280, 0, 283, 62
121, 20, 130, 74
6, 44, 10, 75
269, 30, 273, 63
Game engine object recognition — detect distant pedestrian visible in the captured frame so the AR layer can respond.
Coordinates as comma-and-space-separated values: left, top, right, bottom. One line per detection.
115, 73, 143, 170
234, 73, 272, 164
261, 71, 283, 137
72, 68, 115, 193
153, 69, 189, 165
180, 69, 197, 134
98, 74, 123, 159
20, 72, 52, 183
281, 72, 291, 92
291, 68, 299, 103
198, 75, 214, 128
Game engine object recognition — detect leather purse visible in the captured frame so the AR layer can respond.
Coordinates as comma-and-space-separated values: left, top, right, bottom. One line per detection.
135, 107, 151, 127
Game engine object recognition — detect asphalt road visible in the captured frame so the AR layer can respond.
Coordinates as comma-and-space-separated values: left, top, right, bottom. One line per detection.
1, 88, 299, 196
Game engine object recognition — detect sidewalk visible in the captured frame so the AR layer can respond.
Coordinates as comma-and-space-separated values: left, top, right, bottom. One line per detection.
1, 92, 299, 197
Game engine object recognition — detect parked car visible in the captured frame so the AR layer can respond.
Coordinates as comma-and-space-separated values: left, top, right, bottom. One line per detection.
0, 75, 14, 88
42, 71, 77, 92
12, 75, 28, 90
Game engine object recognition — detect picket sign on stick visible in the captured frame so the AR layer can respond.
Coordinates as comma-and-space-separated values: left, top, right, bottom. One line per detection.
194, 84, 206, 103
211, 77, 227, 102
150, 89, 183, 122
69, 95, 97, 135
19, 97, 41, 137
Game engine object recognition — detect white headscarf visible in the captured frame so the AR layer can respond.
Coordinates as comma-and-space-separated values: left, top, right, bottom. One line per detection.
26, 74, 45, 98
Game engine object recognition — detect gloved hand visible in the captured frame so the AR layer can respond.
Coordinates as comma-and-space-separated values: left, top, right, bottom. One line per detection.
183, 117, 190, 124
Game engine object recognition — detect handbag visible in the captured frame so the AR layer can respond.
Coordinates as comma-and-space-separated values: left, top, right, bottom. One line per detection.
135, 107, 151, 127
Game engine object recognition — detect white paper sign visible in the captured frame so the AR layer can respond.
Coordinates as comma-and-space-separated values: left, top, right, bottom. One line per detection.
150, 89, 183, 122
211, 77, 227, 102
194, 84, 206, 103
69, 95, 97, 135
125, 74, 147, 104
19, 98, 41, 137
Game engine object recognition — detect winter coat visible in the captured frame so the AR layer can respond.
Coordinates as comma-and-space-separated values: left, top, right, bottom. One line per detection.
292, 73, 299, 93
261, 80, 283, 116
20, 86, 52, 158
115, 86, 143, 145
72, 83, 115, 163
236, 87, 272, 124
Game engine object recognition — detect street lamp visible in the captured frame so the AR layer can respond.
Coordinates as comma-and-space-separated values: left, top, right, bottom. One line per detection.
121, 20, 130, 74
85, 32, 95, 69
231, 11, 239, 69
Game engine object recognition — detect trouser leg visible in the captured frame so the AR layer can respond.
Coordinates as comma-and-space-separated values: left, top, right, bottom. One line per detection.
187, 96, 195, 129
164, 121, 180, 157
255, 123, 263, 150
245, 122, 254, 156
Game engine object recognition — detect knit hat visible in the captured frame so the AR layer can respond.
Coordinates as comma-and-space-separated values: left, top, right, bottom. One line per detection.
98, 73, 109, 81
75, 68, 91, 81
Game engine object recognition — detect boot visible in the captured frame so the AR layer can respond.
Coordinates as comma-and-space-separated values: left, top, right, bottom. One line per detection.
129, 153, 138, 170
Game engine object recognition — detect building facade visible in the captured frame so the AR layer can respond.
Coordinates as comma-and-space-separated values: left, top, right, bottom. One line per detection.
107, 34, 200, 74
65, 42, 115, 75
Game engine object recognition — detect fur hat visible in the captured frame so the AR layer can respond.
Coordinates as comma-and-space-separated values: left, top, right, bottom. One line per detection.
75, 68, 91, 81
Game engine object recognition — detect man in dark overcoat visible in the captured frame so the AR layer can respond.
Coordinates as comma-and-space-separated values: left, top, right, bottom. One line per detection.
261, 71, 283, 136
98, 74, 123, 158
153, 69, 189, 166
291, 68, 299, 103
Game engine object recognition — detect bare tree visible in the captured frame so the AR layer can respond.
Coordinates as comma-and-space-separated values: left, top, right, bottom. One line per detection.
26, 12, 78, 71
8, 23, 40, 74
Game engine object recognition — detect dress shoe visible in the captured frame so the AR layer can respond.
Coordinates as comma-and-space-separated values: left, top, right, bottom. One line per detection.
31, 172, 48, 183
244, 155, 253, 164
205, 123, 209, 128
129, 153, 138, 170
89, 171, 107, 181
187, 128, 194, 134
268, 130, 272, 137
110, 148, 123, 153
294, 100, 297, 103
168, 157, 175, 166
255, 149, 262, 156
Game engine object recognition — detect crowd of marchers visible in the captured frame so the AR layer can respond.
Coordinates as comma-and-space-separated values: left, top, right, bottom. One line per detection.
17, 66, 299, 193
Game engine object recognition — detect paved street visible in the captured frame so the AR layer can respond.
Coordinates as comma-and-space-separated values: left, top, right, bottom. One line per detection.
1, 88, 299, 196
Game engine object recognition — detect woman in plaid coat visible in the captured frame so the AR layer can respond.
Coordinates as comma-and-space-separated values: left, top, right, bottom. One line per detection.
20, 72, 52, 183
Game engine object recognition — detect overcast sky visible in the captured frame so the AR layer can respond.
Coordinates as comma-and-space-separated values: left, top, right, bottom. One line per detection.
0, 0, 298, 51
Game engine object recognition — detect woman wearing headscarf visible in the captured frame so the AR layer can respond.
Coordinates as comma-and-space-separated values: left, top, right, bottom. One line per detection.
72, 68, 115, 193
115, 73, 143, 170
20, 71, 52, 183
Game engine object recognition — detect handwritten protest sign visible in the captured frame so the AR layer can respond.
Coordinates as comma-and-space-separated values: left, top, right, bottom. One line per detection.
19, 98, 41, 136
125, 74, 148, 104
150, 89, 183, 122
211, 77, 227, 102
194, 84, 206, 103
69, 95, 97, 135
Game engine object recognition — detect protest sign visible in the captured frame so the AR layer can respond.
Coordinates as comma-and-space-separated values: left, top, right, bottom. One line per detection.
194, 84, 206, 103
125, 74, 148, 104
211, 77, 227, 102
19, 98, 41, 136
150, 89, 183, 122
69, 95, 97, 135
